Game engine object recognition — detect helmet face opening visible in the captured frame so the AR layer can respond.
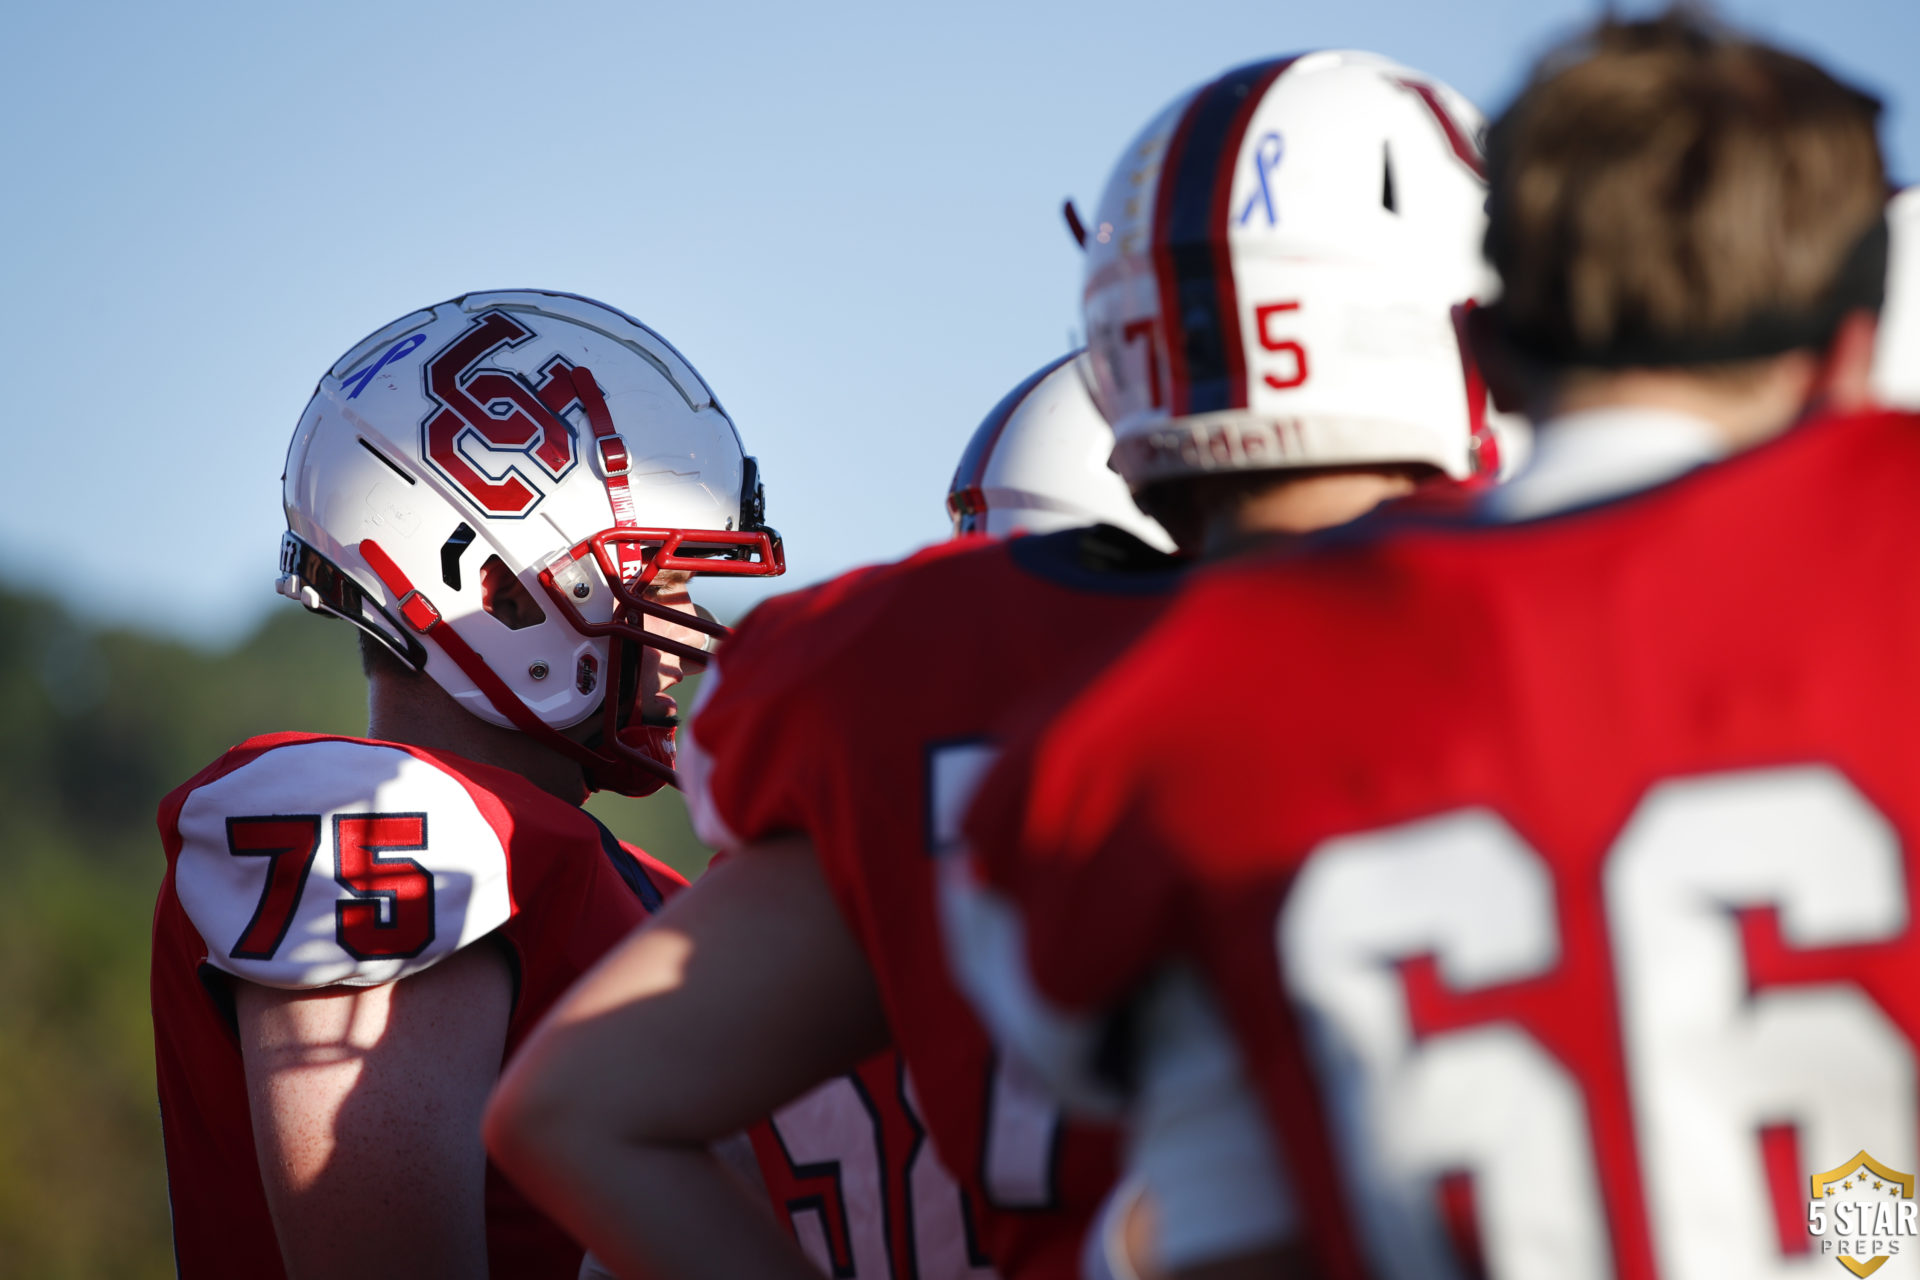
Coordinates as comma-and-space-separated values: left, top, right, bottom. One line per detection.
537, 525, 785, 666
552, 526, 785, 797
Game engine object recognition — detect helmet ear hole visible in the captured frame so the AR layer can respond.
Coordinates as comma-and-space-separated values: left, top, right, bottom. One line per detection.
480, 555, 548, 631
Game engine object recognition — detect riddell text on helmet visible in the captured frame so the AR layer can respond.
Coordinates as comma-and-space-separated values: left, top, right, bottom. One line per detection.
1120, 416, 1319, 478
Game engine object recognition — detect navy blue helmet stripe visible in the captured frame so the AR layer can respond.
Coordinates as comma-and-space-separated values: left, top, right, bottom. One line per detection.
1151, 58, 1296, 416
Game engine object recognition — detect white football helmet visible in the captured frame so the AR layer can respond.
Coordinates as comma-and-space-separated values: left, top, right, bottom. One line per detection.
947, 353, 1175, 551
1082, 51, 1524, 490
1874, 187, 1920, 409
279, 289, 784, 796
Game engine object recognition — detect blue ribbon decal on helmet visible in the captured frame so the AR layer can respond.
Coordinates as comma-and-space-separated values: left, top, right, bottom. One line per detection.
1153, 57, 1297, 416
343, 334, 427, 401
1236, 133, 1285, 227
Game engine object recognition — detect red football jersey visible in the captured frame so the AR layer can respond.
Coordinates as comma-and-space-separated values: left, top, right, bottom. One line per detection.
966, 411, 1920, 1279
686, 525, 1182, 1279
151, 730, 685, 1279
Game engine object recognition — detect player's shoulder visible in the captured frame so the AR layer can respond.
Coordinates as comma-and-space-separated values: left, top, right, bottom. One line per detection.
1175, 407, 1906, 624
701, 540, 998, 725
725, 526, 1179, 680
1508, 404, 1920, 536
1374, 404, 1920, 585
685, 550, 992, 843
165, 731, 582, 844
688, 531, 1175, 850
164, 732, 530, 990
1756, 406, 1920, 515
183, 727, 530, 777
1006, 522, 1185, 596
1773, 404, 1920, 465
1296, 406, 1920, 554
727, 538, 1002, 657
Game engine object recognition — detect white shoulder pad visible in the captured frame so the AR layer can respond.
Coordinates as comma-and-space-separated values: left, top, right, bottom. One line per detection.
680, 667, 743, 852
174, 739, 513, 988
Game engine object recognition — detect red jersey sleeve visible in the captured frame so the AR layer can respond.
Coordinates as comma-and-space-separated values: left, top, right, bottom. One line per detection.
681, 561, 899, 853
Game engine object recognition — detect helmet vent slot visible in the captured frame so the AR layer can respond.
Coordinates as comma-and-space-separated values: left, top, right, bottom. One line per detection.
1382, 142, 1398, 214
441, 523, 476, 590
480, 555, 547, 631
357, 438, 415, 484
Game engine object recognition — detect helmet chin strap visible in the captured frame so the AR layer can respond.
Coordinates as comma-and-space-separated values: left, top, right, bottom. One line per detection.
357, 538, 680, 796
612, 724, 678, 783
1451, 300, 1503, 483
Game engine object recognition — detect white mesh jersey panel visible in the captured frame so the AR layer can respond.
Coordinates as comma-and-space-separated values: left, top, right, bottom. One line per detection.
174, 740, 513, 988
1875, 188, 1920, 409
1125, 965, 1298, 1270
678, 665, 743, 853
937, 856, 1121, 1118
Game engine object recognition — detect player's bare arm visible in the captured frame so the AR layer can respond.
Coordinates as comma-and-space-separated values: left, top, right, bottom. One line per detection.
487, 837, 889, 1280
237, 941, 511, 1280
152, 291, 783, 1278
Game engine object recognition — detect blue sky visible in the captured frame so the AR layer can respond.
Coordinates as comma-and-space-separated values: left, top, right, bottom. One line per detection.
3, 0, 1914, 641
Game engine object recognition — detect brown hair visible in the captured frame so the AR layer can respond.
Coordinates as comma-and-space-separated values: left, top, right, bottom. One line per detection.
1485, 8, 1885, 369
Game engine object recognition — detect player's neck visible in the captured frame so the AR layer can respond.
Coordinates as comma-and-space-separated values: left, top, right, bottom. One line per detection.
1533, 312, 1881, 452
1541, 367, 1812, 453
366, 672, 590, 805
1199, 469, 1418, 556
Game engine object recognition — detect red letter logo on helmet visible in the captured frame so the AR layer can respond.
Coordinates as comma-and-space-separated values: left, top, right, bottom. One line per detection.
420, 311, 586, 517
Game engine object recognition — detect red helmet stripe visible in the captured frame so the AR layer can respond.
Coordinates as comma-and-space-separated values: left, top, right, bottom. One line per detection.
567, 366, 650, 580
1449, 301, 1500, 483
1392, 77, 1487, 180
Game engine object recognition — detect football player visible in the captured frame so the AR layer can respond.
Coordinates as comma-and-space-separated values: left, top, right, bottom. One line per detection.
150, 290, 783, 1278
954, 14, 1896, 1280
484, 51, 1509, 1280
710, 353, 1174, 1280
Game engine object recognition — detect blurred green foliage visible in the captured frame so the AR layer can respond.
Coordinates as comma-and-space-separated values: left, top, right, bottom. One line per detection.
0, 583, 713, 1276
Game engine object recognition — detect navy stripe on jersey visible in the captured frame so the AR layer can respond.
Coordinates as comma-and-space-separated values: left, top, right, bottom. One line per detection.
590, 815, 666, 913
949, 350, 1081, 496
1007, 524, 1185, 595
1151, 58, 1296, 416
